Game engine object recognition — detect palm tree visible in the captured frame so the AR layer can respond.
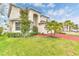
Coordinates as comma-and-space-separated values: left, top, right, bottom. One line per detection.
45, 21, 52, 34
59, 22, 64, 32
51, 20, 58, 35
64, 20, 74, 32
73, 24, 79, 32
51, 20, 63, 35
46, 20, 64, 36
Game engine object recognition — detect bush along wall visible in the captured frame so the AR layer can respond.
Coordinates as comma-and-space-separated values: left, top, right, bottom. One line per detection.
0, 27, 3, 35
5, 32, 22, 38
31, 26, 38, 35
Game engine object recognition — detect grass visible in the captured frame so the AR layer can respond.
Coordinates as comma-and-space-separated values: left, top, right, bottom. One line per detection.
0, 36, 79, 56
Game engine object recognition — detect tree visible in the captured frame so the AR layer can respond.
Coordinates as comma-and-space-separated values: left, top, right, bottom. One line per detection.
51, 20, 63, 35
51, 20, 58, 35
73, 24, 79, 32
20, 10, 30, 37
58, 22, 63, 32
64, 20, 74, 32
45, 20, 63, 36
45, 21, 53, 34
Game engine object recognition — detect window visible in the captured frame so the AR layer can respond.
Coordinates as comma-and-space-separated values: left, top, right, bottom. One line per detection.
15, 21, 20, 31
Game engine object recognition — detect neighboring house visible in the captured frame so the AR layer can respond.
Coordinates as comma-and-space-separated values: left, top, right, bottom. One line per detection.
8, 4, 49, 34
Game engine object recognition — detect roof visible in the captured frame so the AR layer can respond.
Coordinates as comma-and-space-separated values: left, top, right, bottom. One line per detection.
8, 4, 49, 19
41, 15, 49, 19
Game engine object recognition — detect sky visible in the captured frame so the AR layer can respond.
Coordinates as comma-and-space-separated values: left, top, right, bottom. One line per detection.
16, 3, 79, 24
0, 4, 9, 28
1, 3, 79, 28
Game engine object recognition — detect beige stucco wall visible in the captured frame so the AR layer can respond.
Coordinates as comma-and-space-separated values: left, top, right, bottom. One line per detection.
28, 9, 48, 34
9, 5, 48, 34
28, 9, 41, 25
9, 20, 21, 32
38, 16, 48, 34
12, 20, 21, 32
40, 16, 48, 21
9, 6, 20, 20
38, 24, 47, 34
9, 20, 13, 32
8, 5, 21, 32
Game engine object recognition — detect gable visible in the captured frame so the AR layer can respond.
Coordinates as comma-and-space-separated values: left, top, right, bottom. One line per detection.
9, 4, 21, 20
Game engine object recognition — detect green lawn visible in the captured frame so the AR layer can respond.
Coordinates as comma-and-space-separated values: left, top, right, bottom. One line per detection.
0, 36, 79, 56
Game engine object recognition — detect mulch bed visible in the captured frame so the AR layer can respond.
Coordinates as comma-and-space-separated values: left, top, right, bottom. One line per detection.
34, 33, 79, 41
34, 34, 56, 37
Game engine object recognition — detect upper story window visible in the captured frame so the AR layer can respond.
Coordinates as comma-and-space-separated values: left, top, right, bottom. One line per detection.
15, 21, 20, 31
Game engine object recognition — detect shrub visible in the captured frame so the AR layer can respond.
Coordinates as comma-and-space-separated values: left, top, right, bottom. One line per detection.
0, 27, 3, 35
32, 26, 38, 35
0, 35, 8, 41
59, 32, 66, 34
5, 32, 22, 38
30, 32, 38, 35
20, 10, 30, 37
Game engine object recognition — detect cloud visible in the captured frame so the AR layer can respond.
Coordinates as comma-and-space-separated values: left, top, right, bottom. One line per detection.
56, 14, 79, 24
47, 5, 74, 20
47, 3, 56, 8
54, 9, 65, 16
46, 9, 54, 19
47, 8, 65, 19
68, 16, 79, 25
33, 3, 56, 8
33, 3, 45, 7
47, 10, 54, 16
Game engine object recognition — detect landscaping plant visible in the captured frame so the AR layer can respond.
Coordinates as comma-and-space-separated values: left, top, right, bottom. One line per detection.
20, 10, 30, 37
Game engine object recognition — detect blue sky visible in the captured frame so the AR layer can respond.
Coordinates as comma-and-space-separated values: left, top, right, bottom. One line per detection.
1, 3, 79, 27
16, 3, 79, 24
0, 4, 8, 28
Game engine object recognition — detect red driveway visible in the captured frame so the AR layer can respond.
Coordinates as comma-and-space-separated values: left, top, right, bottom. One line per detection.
35, 34, 79, 41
